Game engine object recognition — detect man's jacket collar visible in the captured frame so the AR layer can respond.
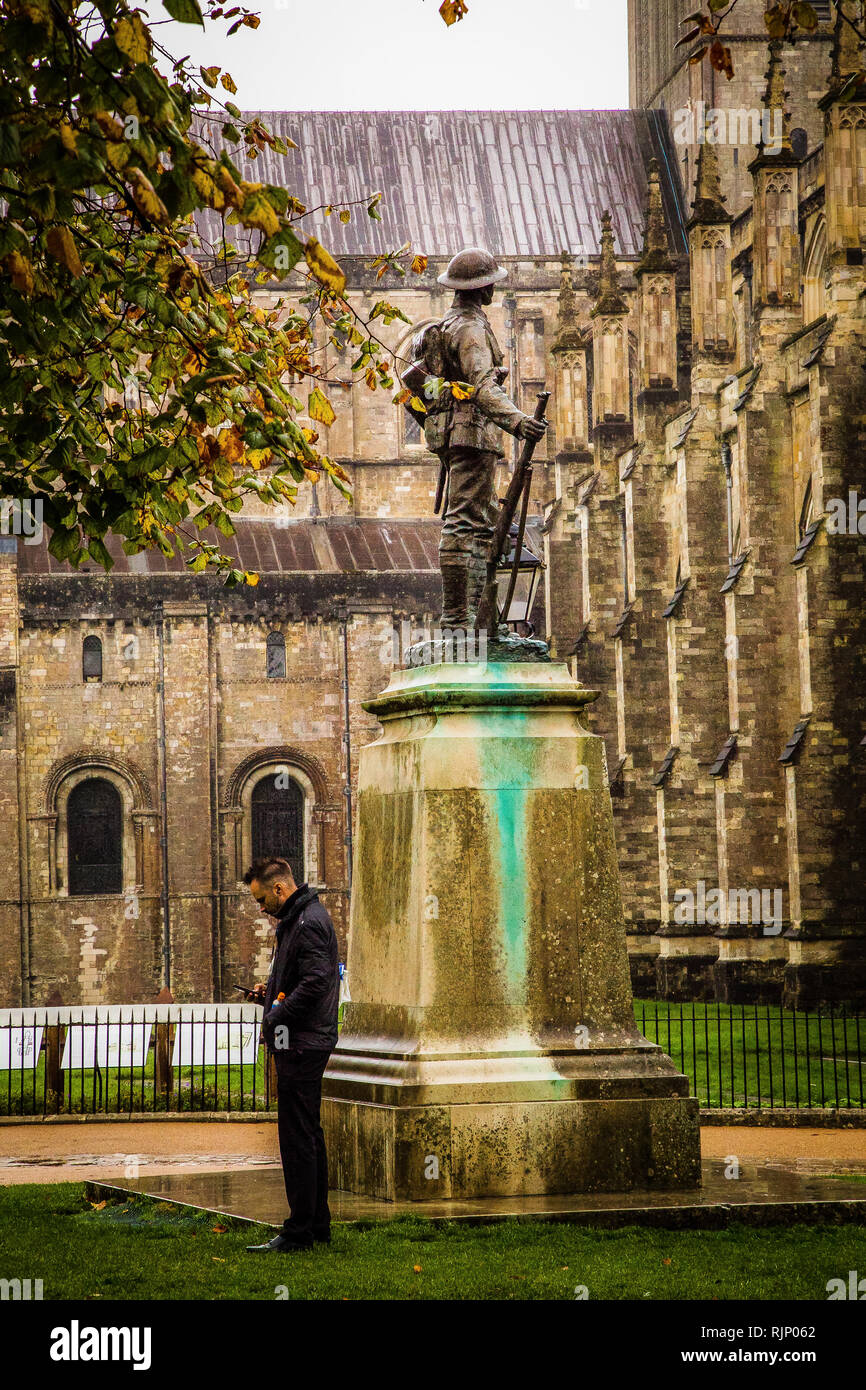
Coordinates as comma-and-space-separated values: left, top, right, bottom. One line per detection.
275, 883, 318, 935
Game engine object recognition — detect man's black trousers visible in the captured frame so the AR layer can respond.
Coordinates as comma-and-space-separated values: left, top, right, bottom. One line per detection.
274, 1048, 332, 1245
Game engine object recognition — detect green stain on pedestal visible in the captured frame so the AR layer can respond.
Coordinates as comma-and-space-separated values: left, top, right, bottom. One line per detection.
474, 707, 532, 998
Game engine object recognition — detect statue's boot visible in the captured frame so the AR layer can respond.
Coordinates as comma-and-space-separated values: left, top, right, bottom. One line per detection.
439, 555, 470, 628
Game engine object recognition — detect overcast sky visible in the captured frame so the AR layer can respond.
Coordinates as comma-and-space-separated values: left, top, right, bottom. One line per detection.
145, 0, 629, 110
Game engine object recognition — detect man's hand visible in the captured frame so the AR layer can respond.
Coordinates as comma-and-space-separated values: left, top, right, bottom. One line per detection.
244, 984, 266, 1003
517, 415, 548, 442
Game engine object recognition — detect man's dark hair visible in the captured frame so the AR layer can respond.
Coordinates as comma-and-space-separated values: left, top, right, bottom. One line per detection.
243, 857, 296, 887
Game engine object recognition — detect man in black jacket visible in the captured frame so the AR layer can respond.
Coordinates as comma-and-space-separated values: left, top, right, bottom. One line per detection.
241, 856, 339, 1254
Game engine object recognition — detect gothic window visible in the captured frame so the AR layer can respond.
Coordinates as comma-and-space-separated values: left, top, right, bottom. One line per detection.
266, 631, 286, 679
251, 774, 305, 881
402, 408, 423, 450
799, 478, 814, 542
803, 219, 828, 324
82, 635, 102, 682
68, 778, 123, 895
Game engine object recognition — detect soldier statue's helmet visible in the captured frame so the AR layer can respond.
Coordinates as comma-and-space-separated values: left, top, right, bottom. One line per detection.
437, 247, 508, 291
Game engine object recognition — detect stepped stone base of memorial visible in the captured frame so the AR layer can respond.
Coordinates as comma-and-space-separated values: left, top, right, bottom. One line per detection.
322, 660, 701, 1202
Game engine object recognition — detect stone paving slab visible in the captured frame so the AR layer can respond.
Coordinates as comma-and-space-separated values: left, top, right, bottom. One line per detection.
84, 1158, 866, 1230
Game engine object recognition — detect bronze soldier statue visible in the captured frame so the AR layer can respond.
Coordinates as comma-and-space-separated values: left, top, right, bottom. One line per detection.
405, 248, 547, 628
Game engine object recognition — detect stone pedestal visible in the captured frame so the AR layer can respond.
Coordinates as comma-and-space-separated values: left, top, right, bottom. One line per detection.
322, 661, 700, 1200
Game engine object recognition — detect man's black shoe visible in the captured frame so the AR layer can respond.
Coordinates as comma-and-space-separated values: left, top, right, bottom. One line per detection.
245, 1232, 312, 1254
313, 1231, 331, 1245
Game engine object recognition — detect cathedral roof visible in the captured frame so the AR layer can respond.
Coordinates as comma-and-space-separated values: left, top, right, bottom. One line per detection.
16, 518, 442, 577
195, 109, 687, 260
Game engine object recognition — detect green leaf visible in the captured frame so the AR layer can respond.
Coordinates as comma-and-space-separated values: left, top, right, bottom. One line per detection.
162, 0, 205, 25
257, 225, 305, 274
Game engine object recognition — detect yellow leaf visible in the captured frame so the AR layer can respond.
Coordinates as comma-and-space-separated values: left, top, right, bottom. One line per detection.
218, 427, 245, 464
451, 381, 474, 400
212, 1225, 227, 1233
192, 167, 225, 210
89, 1200, 107, 1211
46, 225, 83, 277
59, 122, 78, 154
305, 238, 346, 296
246, 448, 272, 469
200, 65, 220, 88
439, 0, 468, 25
308, 387, 336, 427
128, 168, 168, 224
4, 251, 34, 295
365, 368, 377, 391
94, 110, 125, 141
238, 182, 280, 237
411, 253, 428, 275
413, 1264, 422, 1272
114, 13, 151, 64
339, 209, 351, 224
409, 397, 427, 415
243, 572, 260, 586
106, 140, 129, 171
220, 72, 238, 95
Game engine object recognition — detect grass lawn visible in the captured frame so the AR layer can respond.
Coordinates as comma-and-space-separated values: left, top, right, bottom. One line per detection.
637, 1000, 866, 1110
1, 1183, 865, 1300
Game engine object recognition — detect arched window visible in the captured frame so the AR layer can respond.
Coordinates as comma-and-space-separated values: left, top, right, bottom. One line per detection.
82, 635, 103, 682
251, 774, 304, 881
803, 220, 828, 325
68, 778, 123, 895
266, 631, 286, 679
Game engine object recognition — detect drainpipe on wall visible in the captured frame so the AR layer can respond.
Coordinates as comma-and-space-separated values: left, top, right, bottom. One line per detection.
207, 607, 222, 1001
722, 438, 734, 565
13, 603, 31, 1006
155, 603, 171, 991
340, 613, 354, 892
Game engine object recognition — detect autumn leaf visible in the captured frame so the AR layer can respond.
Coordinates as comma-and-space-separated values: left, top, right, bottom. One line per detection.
89, 1200, 107, 1211
46, 225, 83, 277
238, 183, 280, 237
409, 396, 427, 414
792, 2, 818, 30
243, 572, 260, 585
94, 110, 125, 141
3, 251, 34, 295
305, 238, 346, 296
211, 1256, 225, 1263
411, 253, 428, 275
393, 387, 411, 406
128, 169, 169, 224
339, 209, 351, 224
212, 1225, 227, 1233
217, 427, 245, 464
199, 65, 220, 88
220, 72, 238, 95
59, 122, 78, 154
115, 13, 151, 64
439, 0, 468, 25
308, 386, 336, 426
413, 1264, 422, 1272
451, 381, 474, 400
709, 39, 734, 80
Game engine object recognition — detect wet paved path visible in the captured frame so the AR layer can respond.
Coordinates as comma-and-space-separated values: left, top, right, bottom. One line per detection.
1, 1120, 866, 1186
